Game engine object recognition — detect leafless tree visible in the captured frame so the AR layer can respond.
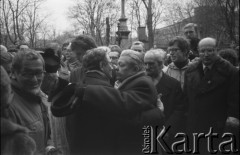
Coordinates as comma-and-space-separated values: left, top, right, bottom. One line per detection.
217, 0, 239, 44
128, 0, 145, 28
193, 0, 234, 46
152, 0, 164, 33
68, 0, 120, 45
2, 0, 31, 45
126, 0, 164, 49
24, 0, 47, 48
142, 0, 154, 49
1, 0, 48, 47
162, 1, 195, 37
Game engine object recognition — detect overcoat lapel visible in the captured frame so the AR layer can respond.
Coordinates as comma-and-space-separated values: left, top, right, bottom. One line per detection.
188, 62, 226, 95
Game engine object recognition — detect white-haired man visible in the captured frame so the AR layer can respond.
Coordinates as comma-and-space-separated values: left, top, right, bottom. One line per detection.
144, 49, 186, 143
51, 49, 163, 154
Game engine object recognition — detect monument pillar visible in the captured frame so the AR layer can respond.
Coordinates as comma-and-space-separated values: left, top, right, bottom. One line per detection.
116, 0, 130, 49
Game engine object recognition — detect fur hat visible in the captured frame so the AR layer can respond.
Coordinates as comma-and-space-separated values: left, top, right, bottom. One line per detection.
51, 83, 78, 117
41, 48, 60, 73
51, 83, 87, 117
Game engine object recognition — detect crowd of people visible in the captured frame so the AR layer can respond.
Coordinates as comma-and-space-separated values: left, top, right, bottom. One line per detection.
0, 23, 239, 155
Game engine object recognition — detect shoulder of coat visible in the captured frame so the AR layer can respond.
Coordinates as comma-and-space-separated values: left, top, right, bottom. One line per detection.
215, 57, 237, 77
185, 59, 201, 73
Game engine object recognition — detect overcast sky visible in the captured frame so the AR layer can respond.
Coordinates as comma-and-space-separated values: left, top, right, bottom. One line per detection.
39, 0, 188, 34
40, 0, 74, 33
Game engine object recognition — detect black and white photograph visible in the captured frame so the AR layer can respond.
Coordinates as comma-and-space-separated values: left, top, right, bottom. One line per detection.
1, 0, 239, 154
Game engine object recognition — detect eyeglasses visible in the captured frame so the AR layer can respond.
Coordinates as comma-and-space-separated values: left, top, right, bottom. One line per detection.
109, 56, 119, 60
199, 48, 215, 54
134, 49, 143, 53
184, 31, 194, 35
168, 48, 181, 53
21, 71, 45, 78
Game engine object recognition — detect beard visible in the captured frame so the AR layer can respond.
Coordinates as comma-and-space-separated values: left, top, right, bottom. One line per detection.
146, 70, 159, 78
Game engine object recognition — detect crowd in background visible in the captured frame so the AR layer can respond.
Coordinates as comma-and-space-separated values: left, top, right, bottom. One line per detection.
0, 23, 239, 155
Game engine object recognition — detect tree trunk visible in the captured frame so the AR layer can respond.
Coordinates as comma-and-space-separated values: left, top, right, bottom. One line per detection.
106, 17, 110, 46
147, 0, 154, 49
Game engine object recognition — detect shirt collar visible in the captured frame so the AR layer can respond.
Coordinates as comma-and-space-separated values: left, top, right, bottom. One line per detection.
202, 63, 213, 70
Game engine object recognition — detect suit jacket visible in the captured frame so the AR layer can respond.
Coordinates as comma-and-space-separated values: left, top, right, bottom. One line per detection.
184, 57, 239, 134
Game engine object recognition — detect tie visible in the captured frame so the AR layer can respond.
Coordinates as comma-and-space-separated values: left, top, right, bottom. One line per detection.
204, 66, 210, 75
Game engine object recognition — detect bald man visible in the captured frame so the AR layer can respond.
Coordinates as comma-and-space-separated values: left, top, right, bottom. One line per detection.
184, 37, 239, 154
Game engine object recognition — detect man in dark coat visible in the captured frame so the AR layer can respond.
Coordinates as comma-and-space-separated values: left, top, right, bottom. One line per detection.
184, 37, 239, 154
65, 47, 115, 154
51, 49, 163, 155
144, 49, 186, 132
144, 49, 186, 155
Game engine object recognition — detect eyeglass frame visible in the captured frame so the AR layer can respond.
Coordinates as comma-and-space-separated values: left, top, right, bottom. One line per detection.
167, 47, 182, 53
20, 70, 46, 79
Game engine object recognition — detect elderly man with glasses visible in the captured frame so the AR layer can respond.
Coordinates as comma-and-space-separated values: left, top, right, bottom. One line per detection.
7, 49, 57, 155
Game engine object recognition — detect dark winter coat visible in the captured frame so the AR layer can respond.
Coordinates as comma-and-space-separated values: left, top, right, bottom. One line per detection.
155, 73, 186, 133
184, 57, 239, 134
51, 71, 163, 155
